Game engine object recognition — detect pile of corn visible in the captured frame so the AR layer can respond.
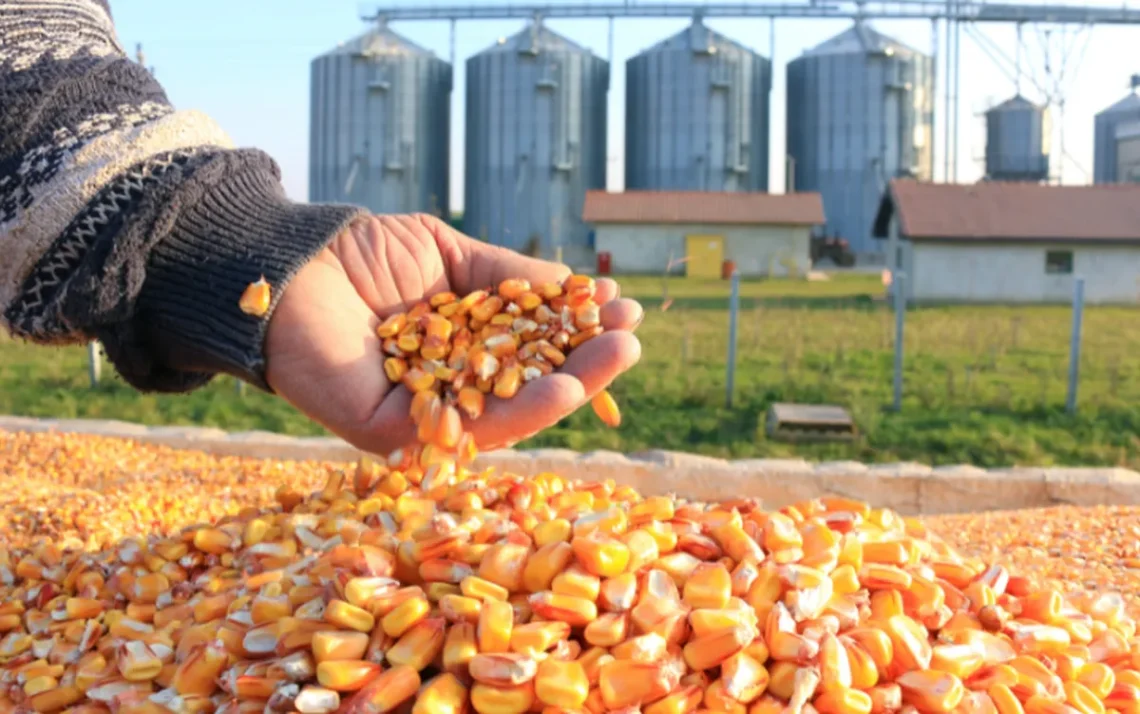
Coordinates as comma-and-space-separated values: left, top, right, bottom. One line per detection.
1, 277, 1139, 714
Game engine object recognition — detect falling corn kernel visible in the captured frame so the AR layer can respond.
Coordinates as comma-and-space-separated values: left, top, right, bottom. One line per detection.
591, 389, 621, 428
238, 274, 271, 316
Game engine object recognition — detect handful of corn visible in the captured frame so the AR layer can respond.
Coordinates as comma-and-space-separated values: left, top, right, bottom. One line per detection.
0, 280, 1138, 714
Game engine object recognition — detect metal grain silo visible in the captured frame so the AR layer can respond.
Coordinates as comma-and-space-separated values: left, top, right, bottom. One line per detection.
309, 24, 451, 217
984, 95, 1050, 182
625, 17, 771, 192
786, 22, 933, 258
464, 21, 608, 266
1093, 78, 1140, 184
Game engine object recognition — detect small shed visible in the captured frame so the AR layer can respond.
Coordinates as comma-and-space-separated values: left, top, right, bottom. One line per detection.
583, 190, 825, 278
873, 179, 1140, 304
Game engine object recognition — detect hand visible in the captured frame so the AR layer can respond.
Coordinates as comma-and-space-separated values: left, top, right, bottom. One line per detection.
264, 214, 643, 456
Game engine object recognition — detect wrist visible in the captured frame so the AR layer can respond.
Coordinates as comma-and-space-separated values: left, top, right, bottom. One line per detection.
104, 151, 366, 392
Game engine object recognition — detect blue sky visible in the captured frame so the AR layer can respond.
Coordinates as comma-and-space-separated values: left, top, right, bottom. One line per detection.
107, 0, 1139, 210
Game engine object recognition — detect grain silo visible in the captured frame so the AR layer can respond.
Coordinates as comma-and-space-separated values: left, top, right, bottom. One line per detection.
464, 21, 608, 266
625, 17, 771, 192
1093, 77, 1140, 184
786, 21, 934, 259
984, 95, 1050, 182
309, 24, 451, 217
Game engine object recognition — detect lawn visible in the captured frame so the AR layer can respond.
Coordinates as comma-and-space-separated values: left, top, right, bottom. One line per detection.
3, 271, 1139, 468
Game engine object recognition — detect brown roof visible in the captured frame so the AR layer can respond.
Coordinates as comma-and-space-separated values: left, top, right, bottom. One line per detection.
874, 179, 1140, 243
582, 190, 825, 226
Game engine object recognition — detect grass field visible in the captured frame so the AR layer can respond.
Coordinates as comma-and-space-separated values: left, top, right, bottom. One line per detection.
3, 271, 1140, 468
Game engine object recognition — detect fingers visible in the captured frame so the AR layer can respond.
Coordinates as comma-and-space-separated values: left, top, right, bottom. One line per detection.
435, 222, 571, 295
557, 330, 643, 402
350, 386, 416, 456
466, 373, 586, 451
601, 297, 643, 332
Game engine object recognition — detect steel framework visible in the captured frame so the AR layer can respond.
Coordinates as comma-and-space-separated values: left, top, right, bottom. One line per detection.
365, 0, 1140, 184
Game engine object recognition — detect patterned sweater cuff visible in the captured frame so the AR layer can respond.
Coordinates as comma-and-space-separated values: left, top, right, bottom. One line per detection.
101, 155, 366, 393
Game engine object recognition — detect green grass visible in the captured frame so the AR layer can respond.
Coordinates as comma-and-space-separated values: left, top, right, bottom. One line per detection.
4, 271, 1140, 468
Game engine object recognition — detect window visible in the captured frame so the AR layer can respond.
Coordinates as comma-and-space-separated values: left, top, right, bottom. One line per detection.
1045, 250, 1073, 275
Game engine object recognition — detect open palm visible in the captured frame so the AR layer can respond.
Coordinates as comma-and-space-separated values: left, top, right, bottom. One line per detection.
265, 214, 643, 455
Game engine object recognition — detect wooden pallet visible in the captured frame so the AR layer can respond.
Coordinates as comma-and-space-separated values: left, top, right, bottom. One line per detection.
765, 402, 856, 442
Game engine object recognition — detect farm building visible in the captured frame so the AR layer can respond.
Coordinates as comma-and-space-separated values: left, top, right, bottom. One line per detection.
874, 179, 1140, 304
582, 190, 825, 278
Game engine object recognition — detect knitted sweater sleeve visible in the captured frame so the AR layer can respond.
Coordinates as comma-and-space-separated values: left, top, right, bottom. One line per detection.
0, 0, 367, 392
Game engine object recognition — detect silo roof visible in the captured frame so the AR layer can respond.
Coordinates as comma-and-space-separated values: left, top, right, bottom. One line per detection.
318, 25, 435, 59
635, 18, 760, 57
474, 22, 591, 56
988, 94, 1042, 112
1098, 92, 1140, 116
802, 22, 922, 58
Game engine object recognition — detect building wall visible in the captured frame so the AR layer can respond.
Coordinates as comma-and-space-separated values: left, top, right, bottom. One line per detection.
909, 241, 1140, 304
593, 223, 812, 276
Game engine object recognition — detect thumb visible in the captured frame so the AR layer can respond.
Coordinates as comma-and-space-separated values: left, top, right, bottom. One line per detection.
426, 216, 572, 294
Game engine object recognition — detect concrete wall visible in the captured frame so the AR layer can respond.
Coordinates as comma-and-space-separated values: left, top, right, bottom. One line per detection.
909, 241, 1140, 304
593, 223, 812, 277
3, 415, 1139, 516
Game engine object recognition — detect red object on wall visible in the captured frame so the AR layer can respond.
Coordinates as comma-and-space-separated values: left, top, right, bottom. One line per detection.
722, 259, 737, 280
597, 251, 612, 275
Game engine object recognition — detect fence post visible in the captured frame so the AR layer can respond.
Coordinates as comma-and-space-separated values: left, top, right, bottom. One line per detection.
892, 273, 906, 412
87, 341, 102, 387
236, 378, 247, 398
726, 269, 741, 408
1066, 276, 1085, 415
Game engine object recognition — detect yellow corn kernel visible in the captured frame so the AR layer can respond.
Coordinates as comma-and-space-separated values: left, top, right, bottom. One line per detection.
381, 595, 430, 638
683, 563, 733, 610
478, 599, 515, 653
342, 665, 421, 713
815, 688, 874, 714
444, 622, 478, 676
386, 617, 447, 671
590, 390, 621, 428
571, 534, 631, 578
238, 275, 271, 316
413, 673, 468, 714
324, 599, 375, 633
898, 670, 966, 713
315, 660, 381, 692
310, 630, 369, 663
470, 682, 536, 714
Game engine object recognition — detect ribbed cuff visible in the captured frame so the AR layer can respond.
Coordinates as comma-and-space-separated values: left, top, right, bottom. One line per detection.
127, 158, 366, 392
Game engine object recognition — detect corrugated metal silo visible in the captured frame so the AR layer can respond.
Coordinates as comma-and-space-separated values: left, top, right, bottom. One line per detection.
786, 22, 934, 258
464, 21, 608, 266
309, 24, 451, 217
984, 95, 1050, 182
1093, 83, 1140, 184
1115, 121, 1140, 183
625, 17, 771, 192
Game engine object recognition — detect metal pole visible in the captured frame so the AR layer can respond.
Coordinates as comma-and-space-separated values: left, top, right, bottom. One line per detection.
726, 270, 741, 408
952, 12, 961, 182
235, 378, 247, 397
892, 273, 906, 411
87, 342, 101, 387
942, 11, 950, 182
1066, 277, 1085, 415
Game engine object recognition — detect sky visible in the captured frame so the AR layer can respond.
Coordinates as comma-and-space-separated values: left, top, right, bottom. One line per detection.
106, 0, 1140, 211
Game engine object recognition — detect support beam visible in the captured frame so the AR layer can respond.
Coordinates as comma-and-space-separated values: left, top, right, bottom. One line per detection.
366, 1, 1140, 24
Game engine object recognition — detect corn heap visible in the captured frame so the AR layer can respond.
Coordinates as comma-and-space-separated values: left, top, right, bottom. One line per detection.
1, 279, 1140, 714
375, 273, 619, 473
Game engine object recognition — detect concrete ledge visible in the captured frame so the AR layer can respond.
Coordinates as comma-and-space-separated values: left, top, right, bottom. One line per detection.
2, 415, 1138, 516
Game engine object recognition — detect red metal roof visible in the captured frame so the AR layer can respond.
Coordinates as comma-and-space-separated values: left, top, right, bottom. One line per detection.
582, 190, 825, 226
876, 179, 1140, 243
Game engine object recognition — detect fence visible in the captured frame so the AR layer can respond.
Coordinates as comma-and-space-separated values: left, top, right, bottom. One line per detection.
644, 272, 1138, 426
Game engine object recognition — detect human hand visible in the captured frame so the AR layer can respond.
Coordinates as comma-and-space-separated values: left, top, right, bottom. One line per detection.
264, 214, 643, 456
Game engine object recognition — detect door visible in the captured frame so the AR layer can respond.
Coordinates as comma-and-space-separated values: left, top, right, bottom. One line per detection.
685, 234, 725, 278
